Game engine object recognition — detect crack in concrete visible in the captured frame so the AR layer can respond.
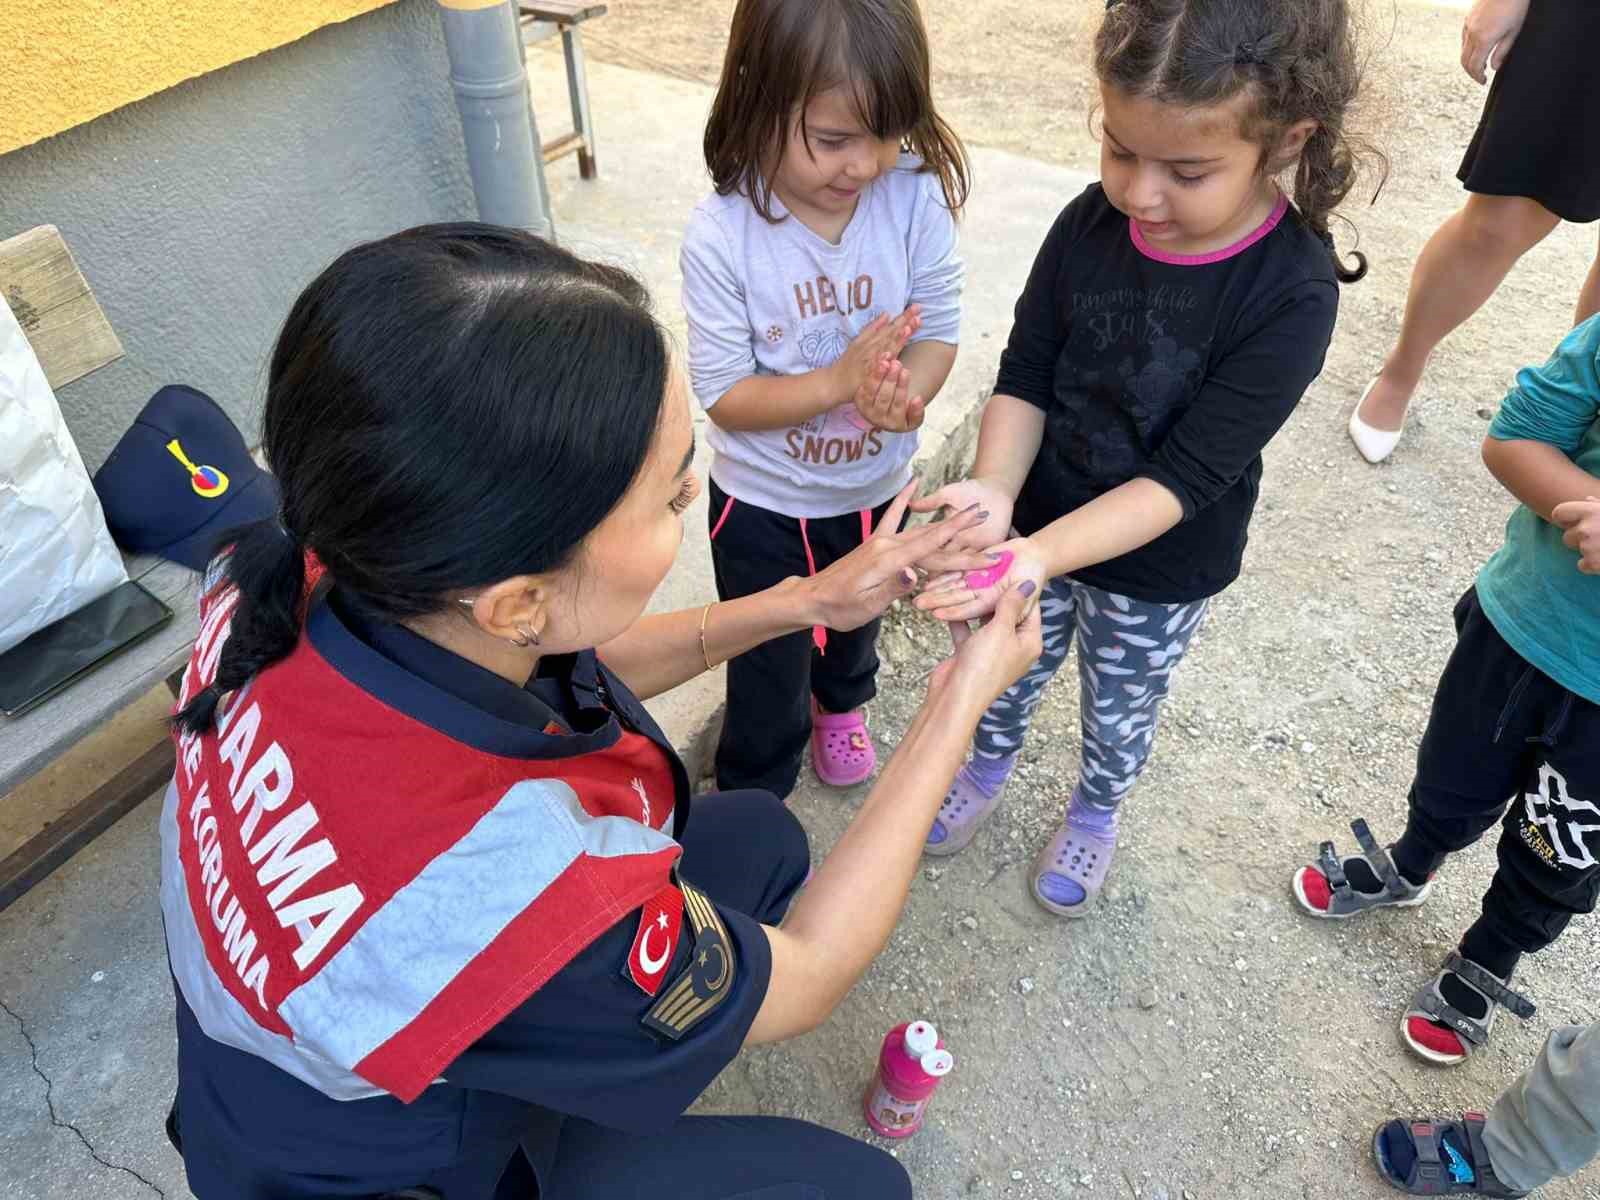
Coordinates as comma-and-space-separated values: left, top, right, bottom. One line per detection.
0, 995, 167, 1198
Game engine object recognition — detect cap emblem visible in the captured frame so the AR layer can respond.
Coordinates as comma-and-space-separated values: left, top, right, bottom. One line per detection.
165, 439, 230, 498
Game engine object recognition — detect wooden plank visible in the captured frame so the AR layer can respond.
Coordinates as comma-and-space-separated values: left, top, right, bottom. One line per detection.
0, 556, 197, 798
542, 131, 586, 163
0, 225, 124, 390
0, 738, 174, 911
521, 1, 607, 25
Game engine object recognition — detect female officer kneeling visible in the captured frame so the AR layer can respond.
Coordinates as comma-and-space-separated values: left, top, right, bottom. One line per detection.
160, 225, 1040, 1199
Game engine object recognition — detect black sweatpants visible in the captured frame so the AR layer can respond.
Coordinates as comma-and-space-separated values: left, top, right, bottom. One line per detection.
1393, 589, 1600, 964
706, 480, 896, 799
539, 792, 912, 1200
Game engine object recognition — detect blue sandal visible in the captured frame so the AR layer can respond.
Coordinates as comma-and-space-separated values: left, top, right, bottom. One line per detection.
1372, 1114, 1527, 1196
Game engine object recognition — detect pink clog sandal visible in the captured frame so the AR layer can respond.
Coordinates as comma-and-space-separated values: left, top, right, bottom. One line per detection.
811, 701, 876, 787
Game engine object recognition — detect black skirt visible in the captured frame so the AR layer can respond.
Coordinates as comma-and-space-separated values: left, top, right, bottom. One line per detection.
1457, 0, 1600, 223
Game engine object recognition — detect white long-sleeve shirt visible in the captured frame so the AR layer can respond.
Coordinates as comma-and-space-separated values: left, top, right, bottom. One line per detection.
680, 157, 964, 518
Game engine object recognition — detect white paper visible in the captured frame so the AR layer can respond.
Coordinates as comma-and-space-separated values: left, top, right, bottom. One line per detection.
0, 297, 128, 655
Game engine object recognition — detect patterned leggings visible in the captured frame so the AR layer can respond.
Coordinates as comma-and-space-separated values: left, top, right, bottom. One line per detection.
972, 576, 1209, 808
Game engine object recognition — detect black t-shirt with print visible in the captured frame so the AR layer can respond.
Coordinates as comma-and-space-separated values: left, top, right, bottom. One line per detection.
999, 183, 1339, 603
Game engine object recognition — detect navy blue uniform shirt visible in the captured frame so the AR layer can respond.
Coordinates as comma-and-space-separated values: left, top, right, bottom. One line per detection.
171, 588, 774, 1199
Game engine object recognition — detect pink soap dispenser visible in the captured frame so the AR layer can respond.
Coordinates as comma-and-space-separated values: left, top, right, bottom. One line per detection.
863, 1019, 954, 1138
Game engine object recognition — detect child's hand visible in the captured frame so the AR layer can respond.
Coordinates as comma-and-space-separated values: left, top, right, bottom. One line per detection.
908, 477, 1015, 553
914, 536, 1049, 623
829, 305, 922, 402
1552, 497, 1600, 573
852, 356, 926, 433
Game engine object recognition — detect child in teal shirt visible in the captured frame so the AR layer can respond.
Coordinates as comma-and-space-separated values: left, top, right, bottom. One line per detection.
1478, 327, 1600, 690
1291, 314, 1600, 1069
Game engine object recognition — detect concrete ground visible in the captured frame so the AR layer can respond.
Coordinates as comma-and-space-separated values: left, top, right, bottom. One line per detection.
5, 3, 1600, 1198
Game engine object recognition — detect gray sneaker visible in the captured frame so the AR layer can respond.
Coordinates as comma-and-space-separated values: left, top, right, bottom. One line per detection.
1292, 818, 1433, 919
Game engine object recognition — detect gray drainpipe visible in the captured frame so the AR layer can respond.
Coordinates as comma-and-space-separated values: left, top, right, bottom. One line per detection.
436, 0, 554, 238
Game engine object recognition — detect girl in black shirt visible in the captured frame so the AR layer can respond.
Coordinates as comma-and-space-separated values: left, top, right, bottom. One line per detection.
911, 0, 1375, 917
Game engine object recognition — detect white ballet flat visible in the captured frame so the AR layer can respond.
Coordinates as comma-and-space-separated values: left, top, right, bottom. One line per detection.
1347, 378, 1403, 464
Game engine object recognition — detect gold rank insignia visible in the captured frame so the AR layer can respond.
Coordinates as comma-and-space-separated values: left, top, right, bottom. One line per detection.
641, 873, 736, 1041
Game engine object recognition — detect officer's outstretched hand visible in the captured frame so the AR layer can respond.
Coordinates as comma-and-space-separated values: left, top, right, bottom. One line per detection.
929, 579, 1043, 711
803, 480, 994, 632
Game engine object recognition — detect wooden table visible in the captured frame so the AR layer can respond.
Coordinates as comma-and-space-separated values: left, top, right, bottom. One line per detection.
520, 1, 609, 179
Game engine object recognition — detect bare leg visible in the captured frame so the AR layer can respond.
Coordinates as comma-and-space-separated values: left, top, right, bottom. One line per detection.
1359, 193, 1561, 432
1575, 229, 1600, 328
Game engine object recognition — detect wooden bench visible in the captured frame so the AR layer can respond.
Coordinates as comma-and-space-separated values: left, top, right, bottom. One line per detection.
0, 226, 199, 910
519, 1, 609, 180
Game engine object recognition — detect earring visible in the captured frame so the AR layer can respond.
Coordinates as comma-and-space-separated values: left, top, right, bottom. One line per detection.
513, 623, 541, 648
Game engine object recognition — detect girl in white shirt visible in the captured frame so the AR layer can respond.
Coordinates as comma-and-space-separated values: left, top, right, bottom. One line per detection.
681, 0, 968, 799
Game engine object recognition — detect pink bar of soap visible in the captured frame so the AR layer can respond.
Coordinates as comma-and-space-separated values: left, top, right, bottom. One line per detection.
964, 550, 1014, 591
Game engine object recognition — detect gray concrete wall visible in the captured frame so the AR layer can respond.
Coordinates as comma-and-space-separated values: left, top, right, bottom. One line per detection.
0, 0, 477, 472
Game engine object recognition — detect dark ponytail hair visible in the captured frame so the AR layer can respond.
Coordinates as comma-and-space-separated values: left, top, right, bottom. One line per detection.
175, 224, 670, 733
1096, 0, 1385, 283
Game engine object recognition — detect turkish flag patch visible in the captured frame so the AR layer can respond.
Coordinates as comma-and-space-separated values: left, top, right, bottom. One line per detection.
625, 883, 685, 997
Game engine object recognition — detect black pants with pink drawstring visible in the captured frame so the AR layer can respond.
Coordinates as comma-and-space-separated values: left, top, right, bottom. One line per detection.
706, 480, 897, 799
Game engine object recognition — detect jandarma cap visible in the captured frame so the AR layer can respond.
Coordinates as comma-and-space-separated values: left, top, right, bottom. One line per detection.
92, 384, 279, 571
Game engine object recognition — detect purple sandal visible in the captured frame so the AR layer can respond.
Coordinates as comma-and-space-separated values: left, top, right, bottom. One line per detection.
1031, 797, 1119, 918
924, 762, 1010, 857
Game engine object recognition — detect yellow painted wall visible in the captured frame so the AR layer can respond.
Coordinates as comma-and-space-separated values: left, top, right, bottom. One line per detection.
4, 1, 399, 156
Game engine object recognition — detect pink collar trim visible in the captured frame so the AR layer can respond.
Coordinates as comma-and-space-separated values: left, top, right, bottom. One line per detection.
1129, 192, 1289, 265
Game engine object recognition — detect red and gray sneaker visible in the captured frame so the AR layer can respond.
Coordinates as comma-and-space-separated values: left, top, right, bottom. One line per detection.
1292, 817, 1433, 919
1401, 953, 1536, 1067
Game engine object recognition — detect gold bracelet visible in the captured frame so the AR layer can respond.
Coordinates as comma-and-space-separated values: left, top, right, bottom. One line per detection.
698, 602, 716, 672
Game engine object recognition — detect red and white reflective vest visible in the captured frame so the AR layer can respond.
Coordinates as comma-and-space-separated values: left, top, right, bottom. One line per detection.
161, 568, 683, 1103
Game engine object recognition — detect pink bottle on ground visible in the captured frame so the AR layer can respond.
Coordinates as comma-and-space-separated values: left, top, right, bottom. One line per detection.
863, 1020, 955, 1138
